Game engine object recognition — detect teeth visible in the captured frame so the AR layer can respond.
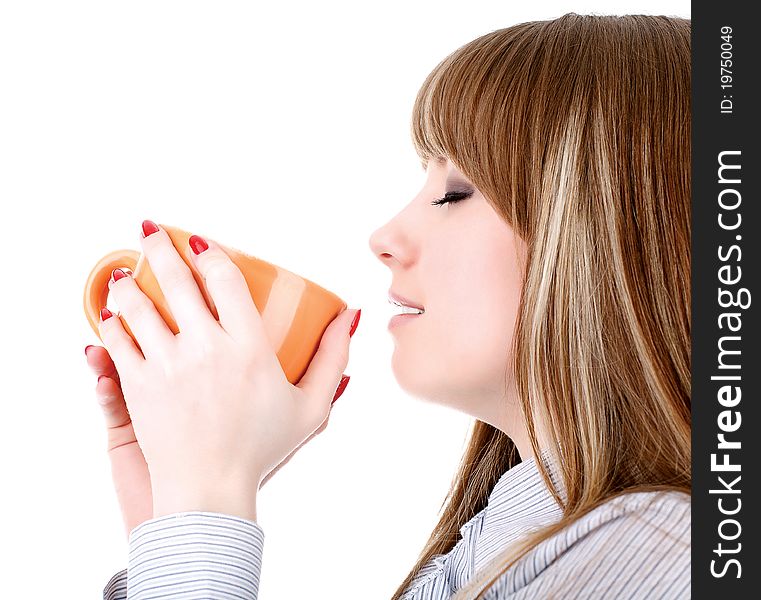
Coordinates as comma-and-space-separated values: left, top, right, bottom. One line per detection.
397, 305, 423, 315
389, 299, 424, 315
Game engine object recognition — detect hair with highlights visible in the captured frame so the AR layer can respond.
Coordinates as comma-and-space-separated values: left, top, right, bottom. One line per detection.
391, 13, 691, 599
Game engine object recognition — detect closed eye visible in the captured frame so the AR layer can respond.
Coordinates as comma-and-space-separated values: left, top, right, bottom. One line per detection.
430, 190, 472, 207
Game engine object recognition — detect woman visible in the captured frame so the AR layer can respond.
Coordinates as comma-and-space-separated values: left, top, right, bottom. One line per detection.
88, 13, 691, 599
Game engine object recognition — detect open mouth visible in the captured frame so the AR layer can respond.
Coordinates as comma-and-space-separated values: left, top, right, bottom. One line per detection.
389, 299, 425, 316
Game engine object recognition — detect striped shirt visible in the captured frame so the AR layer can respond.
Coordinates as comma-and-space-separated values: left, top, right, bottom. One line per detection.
103, 451, 690, 598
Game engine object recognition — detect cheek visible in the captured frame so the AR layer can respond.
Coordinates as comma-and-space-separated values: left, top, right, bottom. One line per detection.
394, 239, 522, 395
439, 232, 521, 350
433, 273, 519, 389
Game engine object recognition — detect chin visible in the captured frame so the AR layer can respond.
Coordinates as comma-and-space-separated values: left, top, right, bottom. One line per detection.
390, 351, 434, 401
390, 354, 457, 406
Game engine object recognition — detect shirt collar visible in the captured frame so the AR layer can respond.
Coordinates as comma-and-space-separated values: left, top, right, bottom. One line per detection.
484, 447, 566, 526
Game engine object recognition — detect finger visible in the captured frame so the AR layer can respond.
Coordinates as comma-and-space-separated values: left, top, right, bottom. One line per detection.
139, 220, 219, 335
107, 267, 176, 362
85, 345, 121, 386
296, 308, 358, 428
98, 307, 145, 377
95, 375, 131, 430
185, 233, 271, 352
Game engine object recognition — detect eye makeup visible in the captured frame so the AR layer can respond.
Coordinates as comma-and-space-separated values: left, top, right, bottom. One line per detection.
430, 190, 473, 207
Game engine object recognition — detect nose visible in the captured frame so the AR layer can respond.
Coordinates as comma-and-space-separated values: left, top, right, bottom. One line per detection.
368, 222, 394, 265
368, 211, 415, 269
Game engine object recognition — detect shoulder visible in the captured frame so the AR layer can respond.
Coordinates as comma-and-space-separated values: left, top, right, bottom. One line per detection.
484, 490, 691, 599
546, 490, 690, 597
555, 490, 690, 593
548, 489, 690, 560
575, 489, 691, 543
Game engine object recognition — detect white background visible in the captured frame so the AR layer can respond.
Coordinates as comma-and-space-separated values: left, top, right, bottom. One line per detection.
0, 1, 689, 598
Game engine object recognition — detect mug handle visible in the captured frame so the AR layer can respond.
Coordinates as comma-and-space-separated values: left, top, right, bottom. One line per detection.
82, 249, 140, 341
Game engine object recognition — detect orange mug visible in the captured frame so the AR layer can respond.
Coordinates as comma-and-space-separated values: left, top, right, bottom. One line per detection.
83, 223, 347, 384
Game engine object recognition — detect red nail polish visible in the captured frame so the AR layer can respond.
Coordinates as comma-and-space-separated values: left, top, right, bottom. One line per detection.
349, 309, 361, 338
111, 268, 127, 282
101, 308, 113, 321
85, 345, 95, 356
332, 375, 350, 404
189, 234, 209, 255
142, 220, 159, 238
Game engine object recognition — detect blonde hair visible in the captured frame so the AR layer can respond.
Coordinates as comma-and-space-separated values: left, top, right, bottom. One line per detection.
391, 13, 691, 599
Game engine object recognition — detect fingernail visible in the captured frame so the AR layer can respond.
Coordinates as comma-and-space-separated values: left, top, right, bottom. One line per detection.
332, 374, 350, 404
111, 268, 128, 283
189, 234, 209, 255
349, 309, 361, 338
100, 308, 113, 321
142, 220, 160, 238
85, 345, 95, 357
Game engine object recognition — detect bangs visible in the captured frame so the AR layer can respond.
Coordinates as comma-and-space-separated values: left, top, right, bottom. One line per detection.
409, 22, 539, 177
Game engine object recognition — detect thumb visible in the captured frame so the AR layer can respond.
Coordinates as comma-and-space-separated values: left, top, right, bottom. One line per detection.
296, 308, 360, 419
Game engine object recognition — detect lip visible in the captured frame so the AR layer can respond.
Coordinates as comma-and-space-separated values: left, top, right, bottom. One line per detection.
388, 289, 425, 311
388, 313, 423, 329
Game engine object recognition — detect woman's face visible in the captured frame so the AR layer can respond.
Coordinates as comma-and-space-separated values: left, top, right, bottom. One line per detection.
368, 157, 529, 446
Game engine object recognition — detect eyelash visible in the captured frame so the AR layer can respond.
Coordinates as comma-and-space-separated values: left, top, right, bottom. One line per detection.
430, 191, 472, 207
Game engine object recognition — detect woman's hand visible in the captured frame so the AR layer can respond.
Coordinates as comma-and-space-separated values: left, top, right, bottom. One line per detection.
85, 344, 153, 539
98, 221, 359, 522
259, 377, 347, 488
84, 347, 346, 538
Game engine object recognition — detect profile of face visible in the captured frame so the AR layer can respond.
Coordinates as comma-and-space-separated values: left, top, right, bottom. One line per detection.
368, 157, 527, 440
